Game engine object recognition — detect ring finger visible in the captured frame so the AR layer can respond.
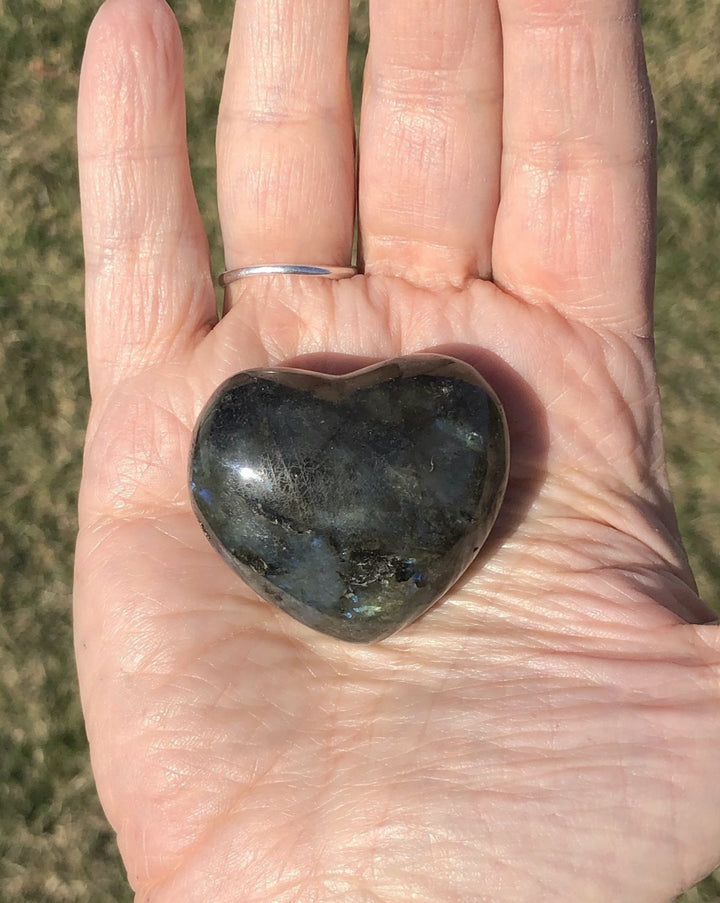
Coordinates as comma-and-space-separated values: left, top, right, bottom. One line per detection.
217, 0, 356, 307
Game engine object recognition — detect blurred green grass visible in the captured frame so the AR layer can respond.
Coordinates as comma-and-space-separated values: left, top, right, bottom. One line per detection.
0, 0, 717, 900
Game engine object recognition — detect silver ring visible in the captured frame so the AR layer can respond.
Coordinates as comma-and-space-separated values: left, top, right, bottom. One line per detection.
219, 264, 358, 286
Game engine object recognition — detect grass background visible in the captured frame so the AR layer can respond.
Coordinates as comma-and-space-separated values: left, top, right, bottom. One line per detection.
0, 0, 717, 900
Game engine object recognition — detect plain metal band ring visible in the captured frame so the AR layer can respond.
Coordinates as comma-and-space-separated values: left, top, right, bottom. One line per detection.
219, 265, 358, 286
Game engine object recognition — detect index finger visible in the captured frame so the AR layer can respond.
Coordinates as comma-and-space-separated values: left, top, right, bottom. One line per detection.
492, 0, 657, 336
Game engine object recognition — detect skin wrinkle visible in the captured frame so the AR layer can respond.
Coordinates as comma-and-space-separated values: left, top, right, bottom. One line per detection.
369, 112, 487, 250
81, 13, 185, 156
220, 102, 348, 124
87, 160, 201, 242
502, 140, 655, 169
502, 2, 641, 28
370, 65, 502, 104
87, 269, 200, 376
117, 716, 290, 886
83, 387, 190, 515
534, 491, 690, 582
83, 223, 203, 277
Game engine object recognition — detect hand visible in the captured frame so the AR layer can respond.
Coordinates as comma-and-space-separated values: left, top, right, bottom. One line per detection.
75, 0, 720, 900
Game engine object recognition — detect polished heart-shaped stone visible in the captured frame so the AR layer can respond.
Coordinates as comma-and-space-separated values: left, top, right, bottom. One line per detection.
189, 355, 509, 643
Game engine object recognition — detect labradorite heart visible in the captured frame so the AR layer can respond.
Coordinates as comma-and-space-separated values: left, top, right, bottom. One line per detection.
189, 355, 509, 643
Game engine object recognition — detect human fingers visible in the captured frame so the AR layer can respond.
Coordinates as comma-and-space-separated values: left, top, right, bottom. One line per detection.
78, 0, 215, 399
216, 0, 356, 313
358, 0, 503, 288
492, 0, 656, 334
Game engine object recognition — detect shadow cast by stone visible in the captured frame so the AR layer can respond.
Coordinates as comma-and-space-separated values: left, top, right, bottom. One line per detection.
428, 344, 550, 567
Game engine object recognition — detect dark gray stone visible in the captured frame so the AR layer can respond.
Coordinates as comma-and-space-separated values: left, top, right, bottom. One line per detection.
189, 355, 509, 642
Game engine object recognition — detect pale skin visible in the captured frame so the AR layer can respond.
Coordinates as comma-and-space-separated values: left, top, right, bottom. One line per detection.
75, 0, 720, 900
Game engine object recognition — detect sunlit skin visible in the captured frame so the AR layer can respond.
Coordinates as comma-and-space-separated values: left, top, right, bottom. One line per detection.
75, 1, 720, 900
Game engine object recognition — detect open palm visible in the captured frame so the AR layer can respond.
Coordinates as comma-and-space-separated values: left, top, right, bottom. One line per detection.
75, 1, 720, 900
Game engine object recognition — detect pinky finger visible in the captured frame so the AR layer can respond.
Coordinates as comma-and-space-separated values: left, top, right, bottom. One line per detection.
78, 0, 216, 398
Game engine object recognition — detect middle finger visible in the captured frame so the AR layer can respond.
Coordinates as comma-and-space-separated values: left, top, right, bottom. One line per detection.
359, 0, 503, 288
